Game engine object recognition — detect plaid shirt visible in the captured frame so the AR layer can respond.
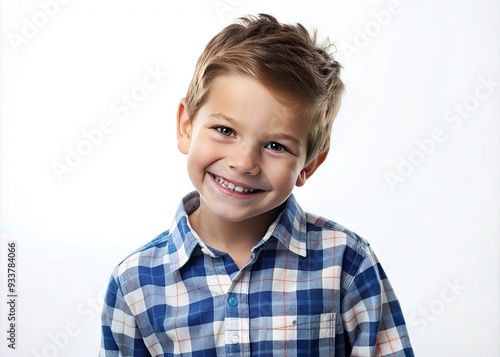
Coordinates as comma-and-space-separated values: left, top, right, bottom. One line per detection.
101, 192, 414, 356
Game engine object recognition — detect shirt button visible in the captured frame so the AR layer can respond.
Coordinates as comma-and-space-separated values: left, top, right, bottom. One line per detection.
231, 334, 239, 344
228, 297, 238, 307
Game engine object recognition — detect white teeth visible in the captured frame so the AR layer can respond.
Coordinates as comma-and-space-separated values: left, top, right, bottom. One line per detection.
214, 175, 255, 194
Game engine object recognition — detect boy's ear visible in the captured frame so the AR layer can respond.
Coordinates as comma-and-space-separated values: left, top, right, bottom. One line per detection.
177, 98, 192, 154
295, 150, 329, 187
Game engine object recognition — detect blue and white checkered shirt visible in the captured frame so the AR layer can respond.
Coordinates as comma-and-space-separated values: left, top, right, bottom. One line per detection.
101, 192, 414, 356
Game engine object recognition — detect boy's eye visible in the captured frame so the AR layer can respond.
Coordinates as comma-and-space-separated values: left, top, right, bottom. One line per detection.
265, 142, 286, 152
215, 127, 235, 137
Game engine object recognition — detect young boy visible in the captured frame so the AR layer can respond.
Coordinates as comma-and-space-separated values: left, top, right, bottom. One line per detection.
101, 14, 414, 356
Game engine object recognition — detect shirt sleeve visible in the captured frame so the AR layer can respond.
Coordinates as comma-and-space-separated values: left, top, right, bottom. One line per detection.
341, 245, 415, 356
100, 273, 151, 356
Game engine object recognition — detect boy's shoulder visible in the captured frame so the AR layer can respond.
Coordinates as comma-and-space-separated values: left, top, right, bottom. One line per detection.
112, 222, 193, 279
302, 211, 376, 276
304, 210, 370, 250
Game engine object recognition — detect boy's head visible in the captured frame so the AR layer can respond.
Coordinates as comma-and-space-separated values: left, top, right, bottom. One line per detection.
185, 14, 344, 165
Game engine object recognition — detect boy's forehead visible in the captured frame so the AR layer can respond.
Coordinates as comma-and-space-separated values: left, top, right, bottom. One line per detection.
204, 74, 306, 126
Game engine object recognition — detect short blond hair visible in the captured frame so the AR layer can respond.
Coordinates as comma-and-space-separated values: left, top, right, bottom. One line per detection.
186, 14, 344, 164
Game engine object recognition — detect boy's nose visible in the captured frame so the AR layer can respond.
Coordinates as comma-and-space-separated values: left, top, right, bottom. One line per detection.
227, 146, 261, 175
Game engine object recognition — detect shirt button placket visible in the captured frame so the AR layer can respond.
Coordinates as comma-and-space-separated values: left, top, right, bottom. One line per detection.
231, 334, 239, 345
228, 296, 238, 307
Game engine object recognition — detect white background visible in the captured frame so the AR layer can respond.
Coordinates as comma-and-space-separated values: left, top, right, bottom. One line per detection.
0, 0, 498, 356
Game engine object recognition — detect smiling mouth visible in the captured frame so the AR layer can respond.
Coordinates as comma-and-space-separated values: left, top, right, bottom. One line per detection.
211, 174, 258, 194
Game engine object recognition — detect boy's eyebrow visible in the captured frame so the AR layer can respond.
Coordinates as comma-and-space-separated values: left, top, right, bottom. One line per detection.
211, 113, 238, 125
210, 113, 304, 147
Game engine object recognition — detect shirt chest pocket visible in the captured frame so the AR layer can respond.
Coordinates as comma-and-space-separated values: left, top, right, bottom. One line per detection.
262, 312, 336, 356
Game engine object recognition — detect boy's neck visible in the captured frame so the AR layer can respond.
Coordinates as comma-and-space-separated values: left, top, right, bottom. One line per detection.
188, 203, 282, 269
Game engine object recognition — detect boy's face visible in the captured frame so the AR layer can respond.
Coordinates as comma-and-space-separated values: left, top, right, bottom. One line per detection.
177, 74, 325, 225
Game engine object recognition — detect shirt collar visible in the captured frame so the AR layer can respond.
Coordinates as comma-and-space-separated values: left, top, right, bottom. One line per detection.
269, 193, 308, 257
167, 191, 308, 272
